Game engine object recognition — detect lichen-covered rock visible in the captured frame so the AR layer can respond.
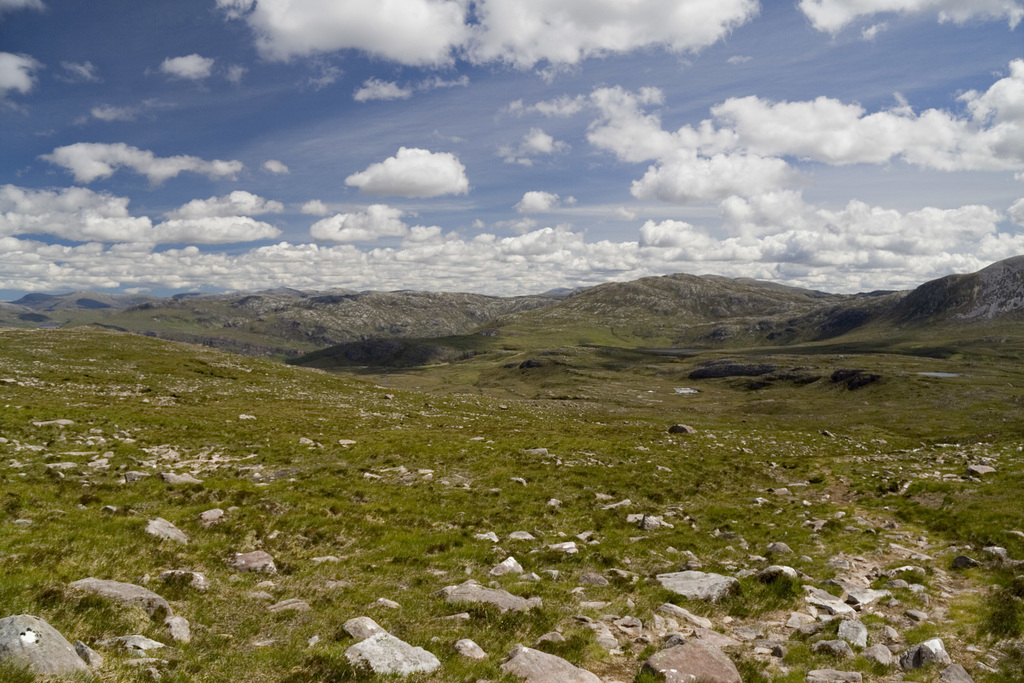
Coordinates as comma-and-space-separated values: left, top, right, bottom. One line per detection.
68, 578, 172, 619
437, 580, 541, 612
501, 645, 601, 683
145, 517, 189, 544
0, 614, 90, 677
228, 550, 277, 573
643, 641, 741, 683
656, 571, 740, 602
345, 632, 440, 676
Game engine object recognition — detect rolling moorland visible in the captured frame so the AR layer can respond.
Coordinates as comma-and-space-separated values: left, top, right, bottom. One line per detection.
0, 257, 1023, 682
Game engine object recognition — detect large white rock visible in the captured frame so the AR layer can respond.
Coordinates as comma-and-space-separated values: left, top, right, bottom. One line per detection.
345, 632, 440, 676
0, 614, 90, 677
656, 571, 740, 602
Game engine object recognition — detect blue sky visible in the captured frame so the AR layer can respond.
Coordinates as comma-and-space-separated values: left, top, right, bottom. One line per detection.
1, 0, 1022, 298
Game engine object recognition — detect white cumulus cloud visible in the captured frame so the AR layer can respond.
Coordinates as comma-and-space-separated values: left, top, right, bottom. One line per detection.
799, 0, 1024, 33
0, 184, 154, 242
631, 152, 797, 204
310, 204, 409, 242
41, 143, 244, 184
262, 159, 290, 174
164, 191, 284, 220
216, 0, 468, 66
345, 147, 469, 198
468, 0, 760, 68
0, 52, 41, 100
500, 128, 569, 165
354, 78, 413, 102
301, 199, 330, 216
160, 54, 215, 80
0, 0, 44, 15
156, 216, 281, 244
515, 191, 571, 213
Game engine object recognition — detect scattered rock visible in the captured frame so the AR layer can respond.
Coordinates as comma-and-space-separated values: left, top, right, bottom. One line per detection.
268, 599, 310, 613
158, 570, 209, 591
475, 532, 499, 542
145, 518, 188, 544
905, 609, 929, 622
0, 614, 91, 677
656, 571, 740, 602
642, 641, 742, 683
766, 542, 794, 556
812, 640, 855, 659
101, 635, 165, 652
657, 602, 714, 629
199, 508, 224, 528
804, 586, 856, 617
939, 663, 976, 683
73, 639, 103, 668
837, 620, 867, 649
68, 578, 171, 619
344, 617, 386, 641
160, 472, 202, 485
437, 580, 542, 612
578, 572, 609, 587
899, 638, 951, 670
164, 615, 191, 643
758, 565, 799, 583
952, 555, 980, 569
508, 531, 536, 541
454, 638, 487, 660
345, 632, 440, 676
668, 424, 697, 434
862, 644, 893, 667
548, 542, 578, 554
806, 670, 862, 683
966, 464, 995, 477
228, 550, 277, 574
490, 557, 524, 576
501, 645, 601, 683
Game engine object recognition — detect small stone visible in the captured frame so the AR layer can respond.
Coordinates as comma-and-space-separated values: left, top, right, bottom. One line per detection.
952, 555, 980, 569
899, 638, 951, 670
758, 565, 799, 583
160, 472, 202, 484
837, 620, 867, 649
548, 542, 578, 554
806, 670, 862, 683
164, 616, 191, 643
344, 617, 386, 641
578, 572, 609, 586
199, 508, 224, 527
657, 603, 714, 629
123, 471, 148, 483
74, 640, 103, 668
534, 632, 565, 645
158, 570, 209, 591
812, 640, 855, 659
438, 580, 542, 612
475, 532, 500, 542
268, 599, 310, 613
491, 557, 524, 576
939, 663, 976, 683
862, 644, 893, 667
966, 464, 995, 477
228, 550, 276, 573
455, 638, 488, 660
766, 542, 794, 555
145, 518, 188, 544
68, 578, 171, 618
668, 424, 697, 434
508, 531, 536, 541
374, 598, 400, 609
905, 609, 929, 622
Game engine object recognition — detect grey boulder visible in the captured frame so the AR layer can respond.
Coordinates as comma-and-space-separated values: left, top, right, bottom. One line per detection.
345, 632, 440, 676
501, 645, 601, 683
0, 614, 91, 677
68, 578, 171, 619
899, 638, 951, 670
656, 571, 740, 602
642, 641, 742, 683
437, 580, 541, 612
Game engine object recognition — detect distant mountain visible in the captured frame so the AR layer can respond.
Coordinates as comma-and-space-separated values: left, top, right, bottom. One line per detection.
11, 291, 157, 311
4, 256, 1022, 359
890, 255, 1024, 322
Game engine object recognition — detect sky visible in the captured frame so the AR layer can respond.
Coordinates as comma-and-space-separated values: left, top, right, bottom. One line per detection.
1, 0, 1023, 299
